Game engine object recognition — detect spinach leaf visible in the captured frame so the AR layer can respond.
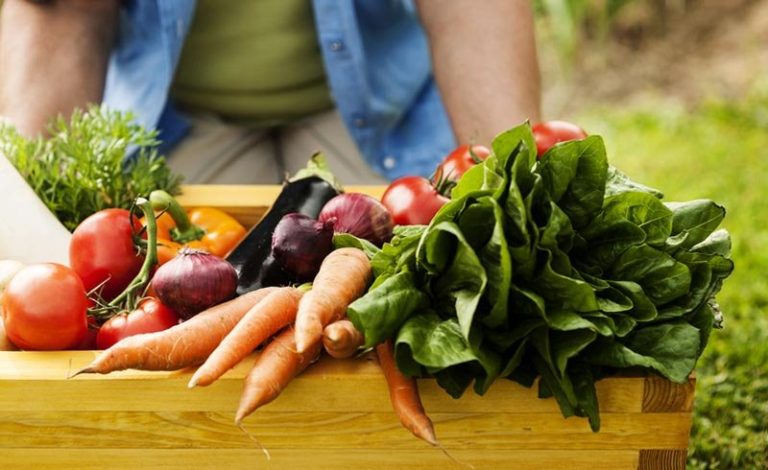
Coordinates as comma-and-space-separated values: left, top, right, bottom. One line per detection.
418, 221, 487, 339
347, 270, 428, 349
369, 226, 424, 282
459, 198, 512, 329
691, 228, 732, 256
610, 245, 691, 305
577, 191, 673, 269
608, 280, 658, 322
665, 200, 726, 252
395, 312, 502, 395
527, 248, 598, 313
551, 329, 598, 377
350, 122, 732, 434
569, 362, 601, 431
584, 322, 700, 383
605, 166, 663, 198
333, 233, 380, 259
688, 302, 716, 355
538, 136, 609, 229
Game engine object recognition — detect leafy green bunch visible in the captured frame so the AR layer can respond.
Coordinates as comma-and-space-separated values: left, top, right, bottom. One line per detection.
337, 123, 734, 431
1, 105, 182, 231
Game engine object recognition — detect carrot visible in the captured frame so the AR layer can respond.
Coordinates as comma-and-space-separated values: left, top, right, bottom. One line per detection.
322, 319, 364, 359
376, 339, 437, 446
188, 287, 303, 388
235, 327, 322, 425
294, 247, 372, 353
73, 288, 278, 375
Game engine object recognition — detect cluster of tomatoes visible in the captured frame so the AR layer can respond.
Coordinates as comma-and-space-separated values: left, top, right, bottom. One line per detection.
2, 208, 178, 351
381, 120, 587, 226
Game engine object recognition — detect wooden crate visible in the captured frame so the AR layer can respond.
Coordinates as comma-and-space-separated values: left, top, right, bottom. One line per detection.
0, 185, 695, 469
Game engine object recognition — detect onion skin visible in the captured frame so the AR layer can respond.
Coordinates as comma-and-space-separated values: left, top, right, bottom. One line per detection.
152, 248, 237, 320
271, 213, 335, 282
318, 193, 394, 246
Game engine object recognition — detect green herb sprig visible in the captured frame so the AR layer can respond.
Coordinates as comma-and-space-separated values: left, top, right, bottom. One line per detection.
1, 105, 182, 231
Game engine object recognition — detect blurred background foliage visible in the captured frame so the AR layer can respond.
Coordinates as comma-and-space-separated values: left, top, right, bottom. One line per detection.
534, 1, 768, 467
534, 0, 689, 54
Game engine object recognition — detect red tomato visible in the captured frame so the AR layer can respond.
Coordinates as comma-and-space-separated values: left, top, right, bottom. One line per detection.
1, 263, 88, 350
381, 176, 449, 226
96, 298, 179, 349
434, 144, 491, 182
532, 120, 588, 158
70, 208, 144, 300
74, 315, 100, 350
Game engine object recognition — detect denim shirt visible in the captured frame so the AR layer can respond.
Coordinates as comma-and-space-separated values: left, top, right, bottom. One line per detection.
104, 0, 456, 180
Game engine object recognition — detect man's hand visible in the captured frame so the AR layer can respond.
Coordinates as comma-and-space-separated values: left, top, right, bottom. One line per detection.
416, 0, 541, 146
0, 0, 119, 137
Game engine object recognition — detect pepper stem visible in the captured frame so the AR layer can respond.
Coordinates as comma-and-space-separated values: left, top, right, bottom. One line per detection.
149, 189, 205, 243
105, 197, 159, 312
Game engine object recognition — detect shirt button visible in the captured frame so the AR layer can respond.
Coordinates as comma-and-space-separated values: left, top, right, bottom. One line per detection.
353, 117, 367, 128
383, 156, 397, 170
329, 40, 345, 52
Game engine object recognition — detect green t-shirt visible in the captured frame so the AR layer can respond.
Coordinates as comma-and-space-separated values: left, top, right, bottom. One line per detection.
171, 0, 333, 127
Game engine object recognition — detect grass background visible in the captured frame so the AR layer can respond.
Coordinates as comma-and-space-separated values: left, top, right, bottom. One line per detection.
575, 93, 768, 468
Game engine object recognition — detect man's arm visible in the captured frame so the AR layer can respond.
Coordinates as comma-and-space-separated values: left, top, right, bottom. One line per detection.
0, 0, 119, 137
416, 0, 541, 146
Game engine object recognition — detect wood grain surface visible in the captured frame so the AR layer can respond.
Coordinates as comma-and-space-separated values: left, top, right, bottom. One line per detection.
176, 185, 385, 227
0, 449, 641, 470
642, 374, 697, 413
638, 449, 688, 469
0, 351, 694, 469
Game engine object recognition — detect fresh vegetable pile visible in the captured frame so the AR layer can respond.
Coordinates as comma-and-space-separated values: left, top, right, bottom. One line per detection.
0, 190, 247, 351
0, 108, 734, 448
340, 122, 734, 430
74, 247, 377, 430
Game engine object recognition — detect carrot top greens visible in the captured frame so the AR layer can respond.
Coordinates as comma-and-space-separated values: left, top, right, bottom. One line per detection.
1, 105, 182, 231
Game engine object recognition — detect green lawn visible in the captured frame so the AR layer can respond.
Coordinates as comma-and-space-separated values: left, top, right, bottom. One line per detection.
575, 93, 768, 468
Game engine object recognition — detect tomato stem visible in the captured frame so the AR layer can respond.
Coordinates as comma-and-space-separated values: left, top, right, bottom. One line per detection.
431, 168, 457, 198
149, 190, 205, 244
468, 145, 484, 164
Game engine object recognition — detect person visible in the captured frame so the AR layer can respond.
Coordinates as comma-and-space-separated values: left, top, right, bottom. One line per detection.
0, 0, 541, 185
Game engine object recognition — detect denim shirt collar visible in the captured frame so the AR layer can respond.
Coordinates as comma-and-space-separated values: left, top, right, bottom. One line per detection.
104, 0, 455, 180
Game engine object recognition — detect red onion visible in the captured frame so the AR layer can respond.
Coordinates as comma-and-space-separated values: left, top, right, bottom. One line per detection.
271, 213, 335, 282
152, 248, 237, 320
318, 193, 394, 246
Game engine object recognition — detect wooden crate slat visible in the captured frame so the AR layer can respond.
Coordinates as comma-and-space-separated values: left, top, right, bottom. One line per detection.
175, 184, 385, 227
0, 449, 642, 470
0, 411, 690, 450
0, 352, 645, 414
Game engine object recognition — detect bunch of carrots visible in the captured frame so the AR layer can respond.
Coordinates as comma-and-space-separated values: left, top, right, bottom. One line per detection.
73, 247, 438, 446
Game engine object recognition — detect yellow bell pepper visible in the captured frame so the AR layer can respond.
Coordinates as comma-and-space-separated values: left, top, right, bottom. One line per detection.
148, 191, 246, 265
